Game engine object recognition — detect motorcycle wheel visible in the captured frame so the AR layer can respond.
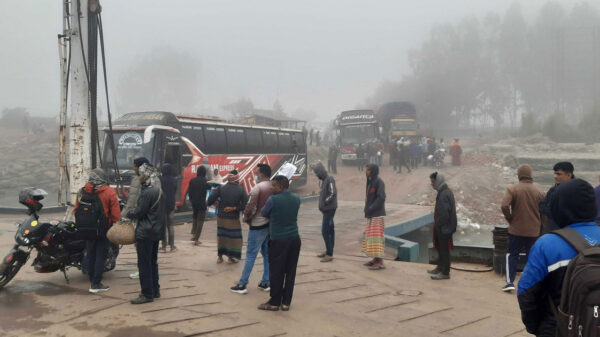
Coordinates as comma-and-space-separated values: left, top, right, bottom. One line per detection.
0, 258, 25, 288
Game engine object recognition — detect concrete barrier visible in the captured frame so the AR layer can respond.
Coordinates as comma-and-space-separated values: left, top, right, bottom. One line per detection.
384, 212, 434, 262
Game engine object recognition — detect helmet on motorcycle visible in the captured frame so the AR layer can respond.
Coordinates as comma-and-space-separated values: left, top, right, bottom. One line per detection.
19, 188, 47, 212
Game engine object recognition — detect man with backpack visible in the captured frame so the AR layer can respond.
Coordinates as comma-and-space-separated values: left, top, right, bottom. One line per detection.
517, 179, 600, 337
74, 168, 120, 293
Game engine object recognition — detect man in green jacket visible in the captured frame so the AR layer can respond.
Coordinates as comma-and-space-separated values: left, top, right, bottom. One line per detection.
258, 175, 301, 312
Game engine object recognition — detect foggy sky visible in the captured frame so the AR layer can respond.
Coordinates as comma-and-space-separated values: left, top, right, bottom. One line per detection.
1, 0, 551, 122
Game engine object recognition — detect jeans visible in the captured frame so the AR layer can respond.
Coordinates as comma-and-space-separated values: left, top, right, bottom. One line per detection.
268, 235, 301, 306
239, 227, 270, 286
136, 240, 160, 298
162, 211, 175, 247
192, 210, 206, 241
86, 236, 109, 285
506, 234, 537, 284
321, 210, 336, 256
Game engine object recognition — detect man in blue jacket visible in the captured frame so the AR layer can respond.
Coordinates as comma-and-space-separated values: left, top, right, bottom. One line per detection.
517, 179, 600, 336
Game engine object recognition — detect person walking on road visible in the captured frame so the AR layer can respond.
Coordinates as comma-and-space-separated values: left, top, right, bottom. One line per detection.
189, 165, 212, 246
258, 175, 301, 312
74, 168, 120, 293
428, 172, 457, 280
356, 144, 365, 172
362, 164, 386, 270
313, 162, 338, 262
500, 164, 545, 292
327, 145, 338, 174
207, 170, 248, 264
397, 143, 411, 173
518, 179, 600, 337
160, 164, 178, 253
539, 162, 575, 234
449, 139, 462, 166
127, 163, 163, 304
230, 164, 273, 294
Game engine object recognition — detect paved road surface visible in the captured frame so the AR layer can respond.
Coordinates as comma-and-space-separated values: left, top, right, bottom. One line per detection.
0, 201, 531, 337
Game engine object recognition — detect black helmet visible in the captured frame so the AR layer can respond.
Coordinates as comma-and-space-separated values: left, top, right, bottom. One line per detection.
19, 188, 47, 212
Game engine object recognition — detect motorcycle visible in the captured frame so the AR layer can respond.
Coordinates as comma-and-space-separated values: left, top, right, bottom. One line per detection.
0, 188, 118, 288
427, 148, 446, 168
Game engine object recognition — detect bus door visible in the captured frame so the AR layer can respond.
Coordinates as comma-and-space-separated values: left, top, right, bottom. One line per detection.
157, 131, 184, 204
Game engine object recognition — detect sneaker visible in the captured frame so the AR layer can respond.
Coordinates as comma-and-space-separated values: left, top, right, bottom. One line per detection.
258, 282, 270, 292
502, 283, 516, 292
129, 272, 139, 279
427, 268, 440, 275
230, 284, 248, 294
89, 283, 110, 293
430, 274, 450, 280
320, 255, 334, 263
130, 294, 154, 304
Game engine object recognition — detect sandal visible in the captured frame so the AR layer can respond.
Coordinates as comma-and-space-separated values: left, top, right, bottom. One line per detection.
369, 264, 386, 270
363, 261, 375, 267
281, 304, 290, 311
227, 257, 239, 264
257, 302, 280, 311
193, 241, 201, 246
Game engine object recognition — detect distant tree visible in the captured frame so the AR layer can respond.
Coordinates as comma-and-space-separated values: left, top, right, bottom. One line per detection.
116, 47, 200, 115
222, 98, 254, 119
1, 107, 30, 129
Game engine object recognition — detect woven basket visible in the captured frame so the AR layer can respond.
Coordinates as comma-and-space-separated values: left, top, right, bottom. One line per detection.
107, 220, 135, 245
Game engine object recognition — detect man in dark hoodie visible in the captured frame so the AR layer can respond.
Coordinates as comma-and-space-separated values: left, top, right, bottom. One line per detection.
189, 165, 212, 246
362, 164, 386, 270
429, 172, 457, 280
500, 164, 545, 292
127, 163, 163, 304
313, 162, 338, 262
160, 164, 178, 253
518, 179, 600, 337
539, 162, 575, 233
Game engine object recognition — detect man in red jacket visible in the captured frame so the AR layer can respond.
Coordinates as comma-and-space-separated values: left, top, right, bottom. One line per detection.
74, 168, 121, 293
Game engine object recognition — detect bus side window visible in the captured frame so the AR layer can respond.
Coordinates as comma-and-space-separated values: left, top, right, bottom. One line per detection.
246, 129, 263, 154
205, 127, 227, 154
278, 132, 292, 153
262, 131, 278, 153
226, 128, 245, 154
292, 132, 306, 152
183, 125, 206, 151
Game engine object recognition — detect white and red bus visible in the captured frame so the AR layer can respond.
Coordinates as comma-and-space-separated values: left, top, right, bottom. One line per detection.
102, 111, 307, 210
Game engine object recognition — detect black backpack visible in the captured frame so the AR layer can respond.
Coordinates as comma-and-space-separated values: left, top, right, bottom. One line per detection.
75, 190, 108, 240
552, 227, 600, 337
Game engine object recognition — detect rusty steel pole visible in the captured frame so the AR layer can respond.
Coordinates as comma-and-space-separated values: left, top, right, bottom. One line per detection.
68, 0, 92, 206
58, 0, 70, 206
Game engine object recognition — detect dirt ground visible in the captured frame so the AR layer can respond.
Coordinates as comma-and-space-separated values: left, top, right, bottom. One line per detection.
300, 142, 517, 229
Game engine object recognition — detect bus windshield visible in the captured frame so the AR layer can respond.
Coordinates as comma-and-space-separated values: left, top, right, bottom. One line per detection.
391, 120, 416, 131
340, 124, 377, 145
103, 131, 154, 169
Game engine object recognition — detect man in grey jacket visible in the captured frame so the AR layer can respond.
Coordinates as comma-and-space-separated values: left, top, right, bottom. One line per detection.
313, 162, 338, 262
